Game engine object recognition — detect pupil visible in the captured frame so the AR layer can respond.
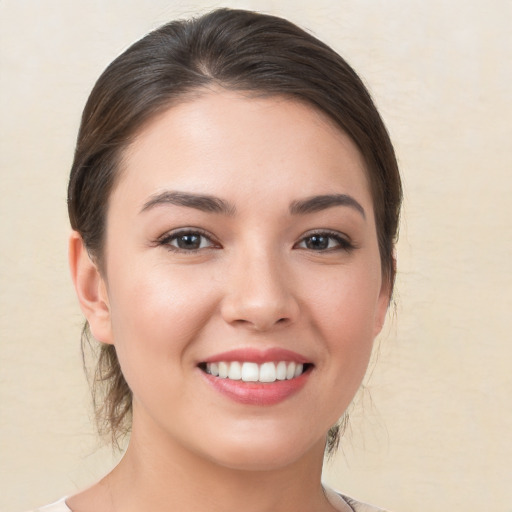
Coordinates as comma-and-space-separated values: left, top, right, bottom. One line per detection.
306, 235, 328, 250
178, 234, 200, 249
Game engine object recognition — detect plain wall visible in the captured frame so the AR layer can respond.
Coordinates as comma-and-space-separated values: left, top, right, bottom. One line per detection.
1, 1, 511, 511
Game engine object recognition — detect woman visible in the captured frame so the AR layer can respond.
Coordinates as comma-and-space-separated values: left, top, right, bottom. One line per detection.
35, 8, 401, 512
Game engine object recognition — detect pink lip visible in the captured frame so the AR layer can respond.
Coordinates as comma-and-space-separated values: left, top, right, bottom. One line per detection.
200, 369, 311, 406
201, 347, 310, 365
198, 348, 313, 406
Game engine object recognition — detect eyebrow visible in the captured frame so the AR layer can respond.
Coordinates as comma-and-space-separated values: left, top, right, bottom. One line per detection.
141, 190, 365, 219
140, 191, 237, 215
289, 194, 366, 219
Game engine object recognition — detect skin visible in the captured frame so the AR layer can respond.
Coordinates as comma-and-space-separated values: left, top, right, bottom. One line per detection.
69, 90, 390, 512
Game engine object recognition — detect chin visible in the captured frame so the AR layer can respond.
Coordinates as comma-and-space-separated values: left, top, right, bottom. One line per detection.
200, 429, 325, 472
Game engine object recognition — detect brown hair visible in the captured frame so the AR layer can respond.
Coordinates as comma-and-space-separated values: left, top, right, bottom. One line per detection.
68, 8, 402, 452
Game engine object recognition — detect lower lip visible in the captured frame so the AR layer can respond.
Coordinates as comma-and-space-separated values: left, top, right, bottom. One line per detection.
200, 369, 311, 405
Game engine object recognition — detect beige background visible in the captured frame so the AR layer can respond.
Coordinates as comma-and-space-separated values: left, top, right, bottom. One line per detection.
1, 1, 511, 511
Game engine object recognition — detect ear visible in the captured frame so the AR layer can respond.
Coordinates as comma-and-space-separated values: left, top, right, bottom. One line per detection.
69, 231, 113, 344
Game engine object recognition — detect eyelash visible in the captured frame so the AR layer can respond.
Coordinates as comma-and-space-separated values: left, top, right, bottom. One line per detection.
157, 228, 219, 254
156, 229, 354, 254
294, 230, 355, 252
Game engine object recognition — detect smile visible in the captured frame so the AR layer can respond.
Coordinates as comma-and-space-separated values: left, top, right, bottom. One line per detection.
198, 348, 313, 404
202, 361, 308, 383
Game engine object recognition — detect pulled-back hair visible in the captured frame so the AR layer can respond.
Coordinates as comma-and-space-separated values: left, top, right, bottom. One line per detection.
68, 7, 402, 452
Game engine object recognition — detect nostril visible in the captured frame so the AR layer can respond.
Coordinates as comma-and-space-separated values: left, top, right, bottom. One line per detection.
220, 287, 300, 331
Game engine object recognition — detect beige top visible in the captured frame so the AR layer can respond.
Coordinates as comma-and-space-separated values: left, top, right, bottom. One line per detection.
30, 489, 389, 512
325, 487, 390, 512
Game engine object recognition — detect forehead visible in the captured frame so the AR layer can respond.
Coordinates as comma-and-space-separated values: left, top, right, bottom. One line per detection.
115, 90, 373, 212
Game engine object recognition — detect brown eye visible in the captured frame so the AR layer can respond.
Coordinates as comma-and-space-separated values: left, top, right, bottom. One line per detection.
159, 230, 217, 252
296, 231, 353, 252
304, 235, 330, 250
174, 233, 203, 250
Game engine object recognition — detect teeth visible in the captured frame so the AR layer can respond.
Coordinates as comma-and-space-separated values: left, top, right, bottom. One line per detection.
209, 362, 219, 376
259, 362, 276, 383
276, 361, 287, 380
204, 361, 307, 382
241, 362, 259, 382
286, 362, 296, 380
218, 362, 228, 378
228, 361, 242, 380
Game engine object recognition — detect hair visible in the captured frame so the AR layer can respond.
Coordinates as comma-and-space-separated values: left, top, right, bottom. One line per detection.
68, 7, 402, 453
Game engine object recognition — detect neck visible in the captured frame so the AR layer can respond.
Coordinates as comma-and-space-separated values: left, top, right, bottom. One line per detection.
103, 412, 334, 512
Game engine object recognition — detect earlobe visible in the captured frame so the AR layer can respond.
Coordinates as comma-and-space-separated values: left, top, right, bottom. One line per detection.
68, 231, 113, 344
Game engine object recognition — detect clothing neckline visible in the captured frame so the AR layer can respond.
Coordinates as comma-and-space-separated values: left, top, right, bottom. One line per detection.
52, 492, 344, 512
45, 487, 384, 512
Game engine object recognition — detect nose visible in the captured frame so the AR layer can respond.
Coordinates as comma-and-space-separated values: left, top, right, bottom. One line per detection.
220, 247, 300, 332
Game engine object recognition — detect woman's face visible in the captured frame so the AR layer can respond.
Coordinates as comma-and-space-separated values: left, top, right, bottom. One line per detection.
88, 90, 389, 469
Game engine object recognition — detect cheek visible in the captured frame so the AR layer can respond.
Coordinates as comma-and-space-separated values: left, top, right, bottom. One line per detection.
312, 281, 378, 422
304, 261, 382, 368
105, 262, 220, 377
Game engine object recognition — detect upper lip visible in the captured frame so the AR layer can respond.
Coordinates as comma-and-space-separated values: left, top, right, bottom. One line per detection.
200, 347, 310, 365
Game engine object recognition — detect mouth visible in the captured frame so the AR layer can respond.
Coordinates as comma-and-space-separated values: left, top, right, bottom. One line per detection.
198, 361, 313, 383
197, 348, 314, 404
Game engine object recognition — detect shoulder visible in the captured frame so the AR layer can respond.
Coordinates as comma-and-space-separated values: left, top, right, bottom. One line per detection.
27, 497, 71, 512
324, 486, 391, 512
341, 493, 391, 512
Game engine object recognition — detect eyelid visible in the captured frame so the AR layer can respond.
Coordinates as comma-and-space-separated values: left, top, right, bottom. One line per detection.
294, 229, 355, 251
156, 227, 221, 252
154, 227, 354, 253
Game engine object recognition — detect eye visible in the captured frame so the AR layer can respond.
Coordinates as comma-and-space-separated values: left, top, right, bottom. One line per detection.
295, 231, 353, 252
158, 229, 218, 253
